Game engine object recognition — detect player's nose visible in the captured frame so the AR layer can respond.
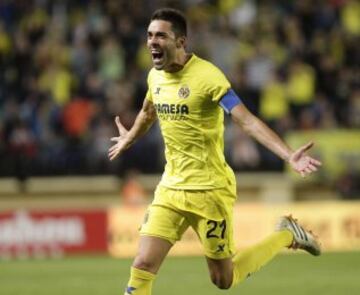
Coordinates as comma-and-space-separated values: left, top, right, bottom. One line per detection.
148, 40, 159, 49
148, 35, 161, 46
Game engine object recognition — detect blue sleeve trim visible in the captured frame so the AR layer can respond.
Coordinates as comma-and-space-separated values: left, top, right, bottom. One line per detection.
219, 89, 242, 114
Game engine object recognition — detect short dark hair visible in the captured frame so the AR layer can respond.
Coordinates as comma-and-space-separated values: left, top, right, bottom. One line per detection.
151, 8, 187, 37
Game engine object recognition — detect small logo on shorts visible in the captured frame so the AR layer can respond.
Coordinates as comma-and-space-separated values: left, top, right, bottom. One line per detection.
216, 244, 225, 253
178, 85, 190, 98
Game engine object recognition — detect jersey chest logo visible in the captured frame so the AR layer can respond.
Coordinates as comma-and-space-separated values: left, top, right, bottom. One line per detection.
178, 85, 190, 99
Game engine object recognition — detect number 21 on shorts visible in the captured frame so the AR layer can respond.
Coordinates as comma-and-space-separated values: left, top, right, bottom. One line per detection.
206, 219, 227, 239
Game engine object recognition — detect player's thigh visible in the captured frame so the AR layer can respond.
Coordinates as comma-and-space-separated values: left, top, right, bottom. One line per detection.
133, 235, 173, 274
140, 204, 189, 244
136, 205, 189, 273
187, 203, 235, 259
188, 212, 235, 287
195, 215, 234, 259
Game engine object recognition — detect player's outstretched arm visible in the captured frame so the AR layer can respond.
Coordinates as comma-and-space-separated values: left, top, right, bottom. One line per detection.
230, 104, 321, 177
108, 99, 157, 161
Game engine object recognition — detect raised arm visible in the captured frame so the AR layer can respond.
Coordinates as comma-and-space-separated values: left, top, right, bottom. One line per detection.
108, 98, 157, 161
230, 104, 321, 177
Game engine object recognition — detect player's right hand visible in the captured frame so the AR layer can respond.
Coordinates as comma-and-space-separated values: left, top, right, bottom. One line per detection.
108, 116, 131, 161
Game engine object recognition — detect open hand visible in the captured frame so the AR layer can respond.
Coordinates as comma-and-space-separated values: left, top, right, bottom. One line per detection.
288, 142, 322, 177
108, 116, 130, 161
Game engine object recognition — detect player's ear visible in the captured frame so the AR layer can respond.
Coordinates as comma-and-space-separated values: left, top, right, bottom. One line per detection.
176, 36, 186, 48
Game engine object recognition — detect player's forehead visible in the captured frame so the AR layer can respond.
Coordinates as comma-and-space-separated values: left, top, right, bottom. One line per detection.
147, 20, 175, 37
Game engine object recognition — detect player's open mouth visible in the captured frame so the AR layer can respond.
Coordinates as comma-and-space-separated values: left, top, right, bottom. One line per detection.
151, 51, 164, 63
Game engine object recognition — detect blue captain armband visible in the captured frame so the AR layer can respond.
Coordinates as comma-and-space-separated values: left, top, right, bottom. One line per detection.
218, 89, 242, 114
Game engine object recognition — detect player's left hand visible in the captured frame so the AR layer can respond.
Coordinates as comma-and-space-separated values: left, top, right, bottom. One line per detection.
288, 141, 322, 177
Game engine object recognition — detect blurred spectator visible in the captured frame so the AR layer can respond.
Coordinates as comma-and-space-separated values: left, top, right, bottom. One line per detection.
244, 42, 275, 112
7, 119, 37, 188
259, 70, 289, 125
347, 90, 360, 128
226, 0, 256, 29
341, 0, 360, 36
62, 97, 96, 138
287, 59, 316, 124
98, 35, 125, 82
121, 169, 148, 206
0, 22, 11, 57
87, 115, 113, 173
226, 125, 260, 171
38, 63, 74, 106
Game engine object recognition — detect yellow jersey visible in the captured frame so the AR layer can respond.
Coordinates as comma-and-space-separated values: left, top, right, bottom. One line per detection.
146, 54, 236, 190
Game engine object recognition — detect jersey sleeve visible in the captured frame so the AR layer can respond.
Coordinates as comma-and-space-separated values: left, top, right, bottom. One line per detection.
204, 65, 231, 103
145, 88, 152, 102
145, 71, 153, 102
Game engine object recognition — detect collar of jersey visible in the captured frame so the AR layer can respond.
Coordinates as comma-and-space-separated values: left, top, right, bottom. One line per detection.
161, 53, 196, 77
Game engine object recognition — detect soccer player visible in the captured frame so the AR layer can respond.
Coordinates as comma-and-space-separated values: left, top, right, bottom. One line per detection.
108, 8, 322, 295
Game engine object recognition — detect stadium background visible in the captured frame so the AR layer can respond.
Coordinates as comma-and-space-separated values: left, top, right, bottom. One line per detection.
0, 0, 359, 294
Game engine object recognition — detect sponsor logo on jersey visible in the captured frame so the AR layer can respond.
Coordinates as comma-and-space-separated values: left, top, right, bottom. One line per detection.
154, 103, 189, 121
155, 103, 189, 114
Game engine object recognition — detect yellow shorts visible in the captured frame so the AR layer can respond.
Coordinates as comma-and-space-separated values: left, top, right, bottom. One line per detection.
140, 185, 236, 259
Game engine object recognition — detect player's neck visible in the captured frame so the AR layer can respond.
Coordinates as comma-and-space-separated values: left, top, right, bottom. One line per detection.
164, 50, 192, 73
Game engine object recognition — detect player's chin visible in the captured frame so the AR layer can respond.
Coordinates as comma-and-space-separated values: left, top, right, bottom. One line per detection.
152, 57, 166, 70
153, 61, 165, 70
153, 64, 164, 70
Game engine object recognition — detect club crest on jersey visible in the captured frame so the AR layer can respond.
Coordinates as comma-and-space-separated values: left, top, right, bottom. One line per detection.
178, 85, 190, 99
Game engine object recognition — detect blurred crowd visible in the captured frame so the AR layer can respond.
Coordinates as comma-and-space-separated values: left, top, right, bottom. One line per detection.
0, 0, 359, 180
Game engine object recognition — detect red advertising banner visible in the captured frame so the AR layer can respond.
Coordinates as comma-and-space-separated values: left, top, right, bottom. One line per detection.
0, 209, 107, 258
